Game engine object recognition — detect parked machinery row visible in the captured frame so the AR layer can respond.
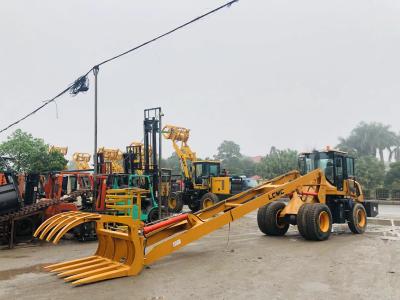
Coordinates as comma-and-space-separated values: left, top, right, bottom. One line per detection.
35, 149, 377, 286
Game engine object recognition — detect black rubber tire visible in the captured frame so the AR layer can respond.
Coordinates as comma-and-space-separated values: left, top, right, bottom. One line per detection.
168, 192, 184, 213
305, 203, 332, 241
147, 207, 160, 223
15, 217, 35, 243
188, 200, 200, 212
257, 202, 289, 236
348, 202, 367, 234
297, 203, 311, 239
200, 192, 219, 210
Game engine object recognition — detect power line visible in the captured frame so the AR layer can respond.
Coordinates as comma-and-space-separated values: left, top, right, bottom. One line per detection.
0, 0, 239, 135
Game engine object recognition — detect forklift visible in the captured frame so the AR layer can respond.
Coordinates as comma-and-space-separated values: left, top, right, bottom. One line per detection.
95, 107, 170, 222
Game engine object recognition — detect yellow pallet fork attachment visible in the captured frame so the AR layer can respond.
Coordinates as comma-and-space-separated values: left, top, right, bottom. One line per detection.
35, 169, 328, 285
34, 213, 144, 285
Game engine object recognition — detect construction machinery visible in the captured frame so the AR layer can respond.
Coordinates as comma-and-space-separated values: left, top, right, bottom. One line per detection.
97, 148, 124, 173
72, 153, 91, 170
43, 171, 93, 206
104, 174, 162, 222
35, 149, 371, 285
162, 124, 248, 212
49, 146, 68, 156
94, 108, 169, 222
128, 141, 148, 173
0, 162, 65, 247
0, 152, 95, 247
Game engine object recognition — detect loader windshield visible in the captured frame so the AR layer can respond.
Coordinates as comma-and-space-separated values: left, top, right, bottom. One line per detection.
299, 152, 334, 183
194, 162, 220, 178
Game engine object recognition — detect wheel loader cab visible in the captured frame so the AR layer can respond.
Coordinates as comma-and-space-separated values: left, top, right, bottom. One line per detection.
298, 150, 355, 191
193, 161, 220, 186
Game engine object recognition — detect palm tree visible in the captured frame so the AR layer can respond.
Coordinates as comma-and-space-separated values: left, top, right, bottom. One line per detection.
338, 122, 397, 162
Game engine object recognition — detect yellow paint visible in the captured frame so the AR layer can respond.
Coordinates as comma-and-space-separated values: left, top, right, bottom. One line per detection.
211, 177, 230, 194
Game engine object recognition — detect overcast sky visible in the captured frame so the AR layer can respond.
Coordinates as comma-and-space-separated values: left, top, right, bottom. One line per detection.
1, 0, 399, 160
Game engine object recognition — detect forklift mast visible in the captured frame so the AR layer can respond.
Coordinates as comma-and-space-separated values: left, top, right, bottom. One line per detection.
143, 108, 162, 194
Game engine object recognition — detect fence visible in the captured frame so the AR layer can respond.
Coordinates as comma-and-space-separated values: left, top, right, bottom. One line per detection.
364, 189, 400, 201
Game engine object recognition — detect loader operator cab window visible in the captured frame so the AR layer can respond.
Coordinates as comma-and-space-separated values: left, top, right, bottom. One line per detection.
346, 157, 355, 178
298, 152, 334, 184
194, 162, 220, 185
299, 151, 352, 190
334, 156, 344, 190
317, 153, 334, 184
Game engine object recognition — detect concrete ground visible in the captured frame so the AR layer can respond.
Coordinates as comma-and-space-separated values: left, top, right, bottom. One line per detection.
377, 204, 400, 219
1, 208, 400, 300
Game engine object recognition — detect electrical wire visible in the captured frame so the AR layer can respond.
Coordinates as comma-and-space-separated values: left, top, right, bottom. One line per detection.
0, 0, 239, 135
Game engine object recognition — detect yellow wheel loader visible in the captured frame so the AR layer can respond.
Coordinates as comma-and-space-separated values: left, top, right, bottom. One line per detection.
162, 125, 248, 212
34, 149, 372, 285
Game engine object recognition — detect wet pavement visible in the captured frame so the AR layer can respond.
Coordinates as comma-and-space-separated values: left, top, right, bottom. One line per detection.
0, 209, 399, 300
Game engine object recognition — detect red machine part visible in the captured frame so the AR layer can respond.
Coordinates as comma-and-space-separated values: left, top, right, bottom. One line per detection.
143, 214, 188, 235
95, 175, 108, 211
44, 203, 79, 219
0, 173, 6, 185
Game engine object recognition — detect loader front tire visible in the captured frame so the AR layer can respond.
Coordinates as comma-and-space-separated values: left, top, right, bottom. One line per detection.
257, 202, 289, 236
297, 203, 311, 239
305, 203, 332, 241
348, 202, 367, 234
188, 199, 200, 212
200, 192, 219, 210
168, 192, 184, 213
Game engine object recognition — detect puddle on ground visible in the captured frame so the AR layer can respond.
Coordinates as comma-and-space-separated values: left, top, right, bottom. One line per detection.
0, 255, 30, 259
0, 264, 50, 281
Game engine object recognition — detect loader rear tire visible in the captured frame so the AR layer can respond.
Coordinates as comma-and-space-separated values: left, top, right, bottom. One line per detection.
168, 192, 184, 213
305, 203, 332, 241
257, 202, 289, 236
200, 193, 219, 210
297, 203, 311, 239
348, 202, 367, 234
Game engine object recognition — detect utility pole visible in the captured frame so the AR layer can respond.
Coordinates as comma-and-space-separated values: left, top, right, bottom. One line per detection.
158, 108, 163, 219
93, 66, 99, 207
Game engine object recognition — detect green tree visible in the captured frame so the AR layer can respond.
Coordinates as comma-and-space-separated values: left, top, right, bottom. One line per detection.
213, 141, 257, 176
214, 140, 242, 160
388, 132, 400, 162
256, 148, 298, 179
240, 157, 257, 177
338, 122, 397, 162
355, 155, 385, 190
162, 153, 181, 175
385, 161, 400, 189
0, 129, 67, 173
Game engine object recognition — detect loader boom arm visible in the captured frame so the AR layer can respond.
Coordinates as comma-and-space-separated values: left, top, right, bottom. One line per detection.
144, 169, 323, 263
162, 125, 197, 180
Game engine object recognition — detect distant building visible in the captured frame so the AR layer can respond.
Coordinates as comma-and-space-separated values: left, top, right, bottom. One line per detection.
249, 156, 262, 163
